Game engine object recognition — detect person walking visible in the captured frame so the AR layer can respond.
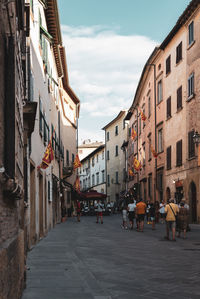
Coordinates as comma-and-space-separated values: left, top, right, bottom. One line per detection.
96, 200, 104, 224
177, 201, 189, 239
159, 201, 165, 224
164, 198, 179, 241
76, 200, 81, 222
128, 199, 136, 229
121, 204, 128, 229
136, 199, 147, 232
149, 203, 156, 230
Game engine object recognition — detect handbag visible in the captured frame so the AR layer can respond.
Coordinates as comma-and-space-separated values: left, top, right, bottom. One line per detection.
169, 204, 177, 222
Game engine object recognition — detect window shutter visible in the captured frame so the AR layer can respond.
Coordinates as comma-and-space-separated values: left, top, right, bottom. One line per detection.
167, 97, 171, 118
177, 86, 182, 110
167, 146, 171, 170
188, 131, 195, 158
176, 140, 182, 166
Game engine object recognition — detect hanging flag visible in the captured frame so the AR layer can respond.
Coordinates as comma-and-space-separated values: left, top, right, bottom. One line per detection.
74, 176, 80, 192
140, 110, 147, 121
37, 141, 54, 170
150, 145, 158, 158
129, 169, 134, 177
73, 154, 81, 170
131, 128, 137, 141
198, 144, 200, 167
133, 157, 142, 172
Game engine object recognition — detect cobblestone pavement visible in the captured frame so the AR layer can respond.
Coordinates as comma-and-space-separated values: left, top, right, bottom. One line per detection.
22, 214, 200, 299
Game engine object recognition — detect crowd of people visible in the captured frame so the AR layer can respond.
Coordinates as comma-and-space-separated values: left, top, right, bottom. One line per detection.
120, 197, 190, 241
74, 195, 190, 241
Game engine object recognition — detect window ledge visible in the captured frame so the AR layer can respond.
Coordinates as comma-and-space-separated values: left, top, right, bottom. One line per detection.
166, 167, 171, 171
176, 164, 182, 167
157, 100, 163, 106
166, 115, 172, 121
165, 71, 171, 78
187, 40, 195, 50
175, 58, 182, 67
187, 94, 195, 102
177, 106, 183, 112
188, 156, 196, 161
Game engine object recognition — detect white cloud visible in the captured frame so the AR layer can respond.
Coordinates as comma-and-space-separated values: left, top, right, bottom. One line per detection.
61, 25, 158, 142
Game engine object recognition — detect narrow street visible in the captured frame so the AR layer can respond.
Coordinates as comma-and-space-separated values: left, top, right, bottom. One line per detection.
22, 215, 200, 299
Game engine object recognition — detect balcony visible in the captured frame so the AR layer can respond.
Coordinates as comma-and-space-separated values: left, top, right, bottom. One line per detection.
63, 163, 74, 178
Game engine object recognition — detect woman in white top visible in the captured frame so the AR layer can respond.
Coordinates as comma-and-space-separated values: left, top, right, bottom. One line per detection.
128, 199, 136, 229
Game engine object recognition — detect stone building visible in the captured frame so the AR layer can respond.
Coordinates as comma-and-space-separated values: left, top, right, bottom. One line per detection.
126, 0, 200, 223
79, 144, 106, 194
103, 111, 128, 204
0, 0, 80, 297
0, 0, 33, 298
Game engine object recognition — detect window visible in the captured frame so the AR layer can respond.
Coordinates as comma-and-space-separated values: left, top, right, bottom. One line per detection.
96, 154, 98, 163
148, 97, 151, 117
30, 72, 34, 102
107, 132, 109, 141
102, 170, 105, 183
72, 154, 74, 163
107, 150, 109, 160
166, 97, 171, 118
177, 86, 182, 110
115, 171, 119, 184
115, 125, 118, 136
92, 174, 95, 186
39, 98, 43, 135
166, 55, 171, 75
66, 150, 69, 166
107, 174, 110, 187
188, 131, 195, 159
157, 80, 162, 103
96, 172, 99, 185
102, 150, 104, 160
166, 146, 171, 170
148, 136, 152, 160
92, 157, 95, 166
176, 42, 182, 64
188, 73, 194, 98
148, 174, 152, 199
129, 127, 131, 137
115, 145, 118, 156
139, 116, 141, 135
158, 128, 163, 153
143, 143, 146, 166
176, 140, 182, 166
188, 21, 194, 45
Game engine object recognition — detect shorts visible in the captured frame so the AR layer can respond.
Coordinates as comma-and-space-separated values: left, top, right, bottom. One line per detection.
77, 211, 81, 216
97, 212, 103, 217
128, 211, 135, 221
166, 220, 176, 229
137, 214, 145, 222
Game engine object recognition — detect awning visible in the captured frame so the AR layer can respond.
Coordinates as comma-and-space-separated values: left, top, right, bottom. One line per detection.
79, 190, 107, 200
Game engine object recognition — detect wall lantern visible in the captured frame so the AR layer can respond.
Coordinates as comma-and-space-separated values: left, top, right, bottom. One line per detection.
193, 131, 200, 145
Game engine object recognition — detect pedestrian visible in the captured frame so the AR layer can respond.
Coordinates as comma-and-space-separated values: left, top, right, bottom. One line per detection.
164, 198, 179, 241
159, 201, 165, 224
121, 204, 128, 229
128, 199, 136, 229
155, 201, 160, 223
149, 203, 156, 230
96, 200, 103, 224
136, 199, 147, 232
177, 201, 189, 239
146, 201, 150, 224
76, 200, 81, 222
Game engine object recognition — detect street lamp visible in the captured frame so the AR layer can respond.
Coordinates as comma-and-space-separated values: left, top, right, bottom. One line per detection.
193, 131, 200, 145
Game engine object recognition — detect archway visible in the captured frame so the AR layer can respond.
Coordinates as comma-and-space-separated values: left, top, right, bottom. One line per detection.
166, 187, 171, 202
188, 181, 197, 223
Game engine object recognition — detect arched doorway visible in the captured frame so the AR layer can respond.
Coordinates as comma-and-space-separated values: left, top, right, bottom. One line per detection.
189, 181, 197, 223
166, 187, 171, 202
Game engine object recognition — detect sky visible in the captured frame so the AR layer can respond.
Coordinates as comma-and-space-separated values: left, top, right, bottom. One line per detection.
58, 0, 190, 144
